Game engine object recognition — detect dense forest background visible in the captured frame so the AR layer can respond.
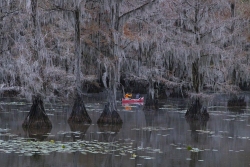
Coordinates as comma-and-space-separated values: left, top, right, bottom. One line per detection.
1, 0, 250, 102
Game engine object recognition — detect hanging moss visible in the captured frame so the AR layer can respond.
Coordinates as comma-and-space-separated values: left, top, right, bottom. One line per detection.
68, 93, 92, 124
22, 95, 52, 128
97, 103, 123, 125
83, 81, 103, 93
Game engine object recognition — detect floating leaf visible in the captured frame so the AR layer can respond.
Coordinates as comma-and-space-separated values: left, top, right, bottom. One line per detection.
131, 153, 137, 158
187, 146, 192, 151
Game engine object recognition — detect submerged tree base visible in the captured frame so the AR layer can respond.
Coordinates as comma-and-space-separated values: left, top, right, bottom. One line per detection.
97, 103, 123, 125
185, 99, 209, 121
68, 122, 90, 133
68, 93, 92, 124
22, 95, 52, 128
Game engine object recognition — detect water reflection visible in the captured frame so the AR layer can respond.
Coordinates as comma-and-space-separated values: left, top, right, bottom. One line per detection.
228, 106, 246, 114
186, 118, 209, 143
122, 102, 144, 111
188, 152, 202, 167
68, 123, 90, 141
2, 94, 250, 166
23, 127, 52, 141
97, 124, 122, 142
143, 109, 158, 145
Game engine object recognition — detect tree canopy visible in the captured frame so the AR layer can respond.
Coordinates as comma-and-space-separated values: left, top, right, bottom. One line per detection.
0, 0, 250, 101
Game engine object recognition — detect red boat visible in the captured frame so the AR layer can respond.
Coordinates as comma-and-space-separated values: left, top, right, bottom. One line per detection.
122, 97, 144, 103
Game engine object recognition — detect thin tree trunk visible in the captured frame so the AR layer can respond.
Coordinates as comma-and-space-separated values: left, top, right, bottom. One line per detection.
75, 7, 81, 94
192, 59, 200, 93
185, 98, 209, 121
144, 78, 158, 110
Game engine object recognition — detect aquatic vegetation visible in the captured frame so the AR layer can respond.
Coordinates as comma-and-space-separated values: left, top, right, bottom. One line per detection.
0, 102, 27, 106
2, 92, 250, 166
187, 146, 192, 151
131, 126, 172, 132
195, 130, 215, 135
0, 136, 161, 158
185, 146, 203, 152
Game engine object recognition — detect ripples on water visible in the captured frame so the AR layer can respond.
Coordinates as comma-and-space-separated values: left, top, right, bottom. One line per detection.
0, 94, 250, 167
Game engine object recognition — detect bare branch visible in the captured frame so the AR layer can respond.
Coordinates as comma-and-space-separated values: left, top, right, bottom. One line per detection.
0, 10, 19, 20
119, 0, 157, 24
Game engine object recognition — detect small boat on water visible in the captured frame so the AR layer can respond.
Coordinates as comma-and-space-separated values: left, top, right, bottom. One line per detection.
122, 97, 144, 103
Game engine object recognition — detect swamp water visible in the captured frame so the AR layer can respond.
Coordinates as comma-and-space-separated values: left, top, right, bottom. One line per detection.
0, 94, 250, 167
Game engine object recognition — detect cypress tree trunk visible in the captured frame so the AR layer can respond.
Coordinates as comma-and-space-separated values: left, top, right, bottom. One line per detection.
185, 98, 209, 121
144, 92, 158, 110
68, 93, 92, 124
97, 102, 123, 125
22, 95, 52, 128
192, 59, 202, 93
144, 79, 158, 110
68, 6, 92, 125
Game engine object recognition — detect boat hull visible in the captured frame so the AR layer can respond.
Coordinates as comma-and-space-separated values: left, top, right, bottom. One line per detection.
122, 97, 144, 103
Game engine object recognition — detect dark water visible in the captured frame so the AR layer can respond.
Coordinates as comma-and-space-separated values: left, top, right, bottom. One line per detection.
0, 94, 250, 167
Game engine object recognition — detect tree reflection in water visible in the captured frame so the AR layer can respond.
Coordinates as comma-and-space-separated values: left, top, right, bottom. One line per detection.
23, 127, 52, 141
186, 118, 208, 143
68, 122, 91, 141
97, 124, 122, 142
97, 124, 123, 167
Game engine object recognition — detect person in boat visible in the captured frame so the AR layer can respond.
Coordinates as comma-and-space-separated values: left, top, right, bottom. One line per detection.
136, 93, 140, 99
124, 93, 132, 99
